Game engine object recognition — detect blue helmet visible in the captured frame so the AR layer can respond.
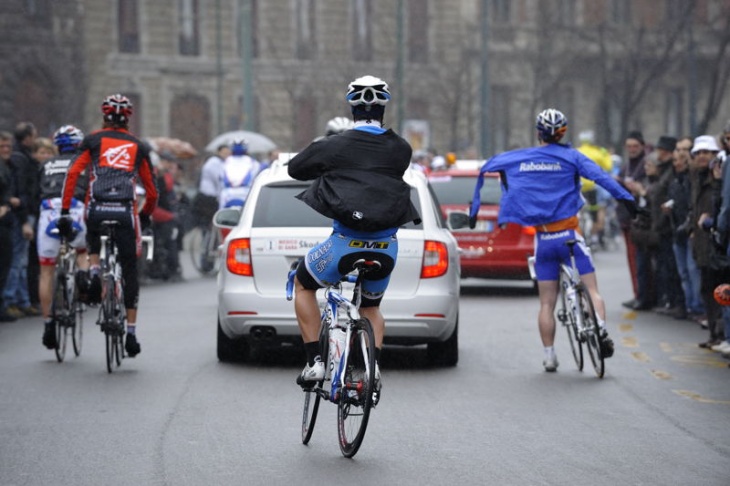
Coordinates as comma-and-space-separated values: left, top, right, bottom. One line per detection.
53, 125, 84, 153
536, 108, 568, 142
231, 139, 248, 156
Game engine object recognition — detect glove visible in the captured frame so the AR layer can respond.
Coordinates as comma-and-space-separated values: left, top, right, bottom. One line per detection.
139, 213, 152, 232
57, 210, 73, 239
620, 199, 638, 219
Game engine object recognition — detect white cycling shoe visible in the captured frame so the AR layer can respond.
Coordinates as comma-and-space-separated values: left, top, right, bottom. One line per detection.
297, 357, 325, 386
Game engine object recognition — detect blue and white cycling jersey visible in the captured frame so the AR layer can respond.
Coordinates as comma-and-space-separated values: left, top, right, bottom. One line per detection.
469, 143, 633, 227
218, 154, 263, 209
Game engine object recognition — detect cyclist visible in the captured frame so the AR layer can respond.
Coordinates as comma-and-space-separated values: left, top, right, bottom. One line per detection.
218, 139, 263, 209
58, 94, 158, 358
468, 108, 637, 372
288, 75, 420, 395
193, 143, 230, 227
39, 125, 90, 349
576, 130, 613, 248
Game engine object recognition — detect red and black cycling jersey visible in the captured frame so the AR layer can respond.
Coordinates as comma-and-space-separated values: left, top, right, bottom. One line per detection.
61, 128, 158, 215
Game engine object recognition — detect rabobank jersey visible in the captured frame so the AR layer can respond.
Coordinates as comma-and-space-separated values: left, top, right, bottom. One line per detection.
469, 143, 633, 227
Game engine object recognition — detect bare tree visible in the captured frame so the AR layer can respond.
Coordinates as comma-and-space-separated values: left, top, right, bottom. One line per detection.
695, 1, 730, 135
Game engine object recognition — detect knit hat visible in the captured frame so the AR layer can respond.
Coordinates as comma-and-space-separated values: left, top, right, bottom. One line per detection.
656, 136, 677, 152
626, 131, 644, 145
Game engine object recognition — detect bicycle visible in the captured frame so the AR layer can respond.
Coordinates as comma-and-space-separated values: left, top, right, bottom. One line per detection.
189, 223, 220, 275
50, 229, 84, 362
554, 240, 605, 378
98, 221, 153, 373
286, 259, 379, 458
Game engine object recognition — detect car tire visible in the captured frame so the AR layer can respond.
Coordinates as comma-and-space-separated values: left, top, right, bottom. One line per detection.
217, 317, 250, 362
427, 317, 459, 367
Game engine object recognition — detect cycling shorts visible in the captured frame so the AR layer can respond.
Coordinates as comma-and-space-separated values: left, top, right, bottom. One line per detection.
296, 231, 398, 307
534, 229, 594, 281
37, 198, 87, 266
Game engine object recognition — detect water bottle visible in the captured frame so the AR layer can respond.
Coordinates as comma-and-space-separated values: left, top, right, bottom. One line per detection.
329, 327, 346, 377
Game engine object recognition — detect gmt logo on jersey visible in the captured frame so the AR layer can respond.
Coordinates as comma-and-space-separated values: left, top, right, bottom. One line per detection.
100, 138, 137, 171
348, 240, 390, 249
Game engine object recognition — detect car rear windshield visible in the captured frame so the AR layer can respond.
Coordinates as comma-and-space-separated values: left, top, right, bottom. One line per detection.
252, 182, 423, 229
429, 175, 501, 205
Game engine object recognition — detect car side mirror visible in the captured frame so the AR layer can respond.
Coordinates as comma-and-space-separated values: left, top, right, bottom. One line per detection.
447, 211, 471, 231
213, 207, 242, 229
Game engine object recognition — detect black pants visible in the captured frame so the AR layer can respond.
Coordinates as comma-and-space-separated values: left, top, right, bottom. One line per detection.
0, 225, 12, 310
86, 203, 140, 311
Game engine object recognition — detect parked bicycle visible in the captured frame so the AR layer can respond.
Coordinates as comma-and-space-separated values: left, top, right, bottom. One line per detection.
554, 240, 605, 378
286, 259, 379, 458
98, 221, 153, 373
50, 229, 84, 362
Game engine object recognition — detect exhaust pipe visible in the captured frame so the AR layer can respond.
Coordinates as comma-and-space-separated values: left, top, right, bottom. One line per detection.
250, 326, 276, 342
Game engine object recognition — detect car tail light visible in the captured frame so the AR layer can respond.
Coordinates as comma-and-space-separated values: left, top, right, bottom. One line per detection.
521, 225, 536, 236
227, 238, 253, 276
421, 240, 448, 278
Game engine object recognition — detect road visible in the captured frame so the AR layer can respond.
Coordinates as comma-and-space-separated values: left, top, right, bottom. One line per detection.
0, 245, 728, 486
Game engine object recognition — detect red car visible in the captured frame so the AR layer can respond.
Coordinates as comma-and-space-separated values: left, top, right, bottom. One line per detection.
428, 169, 535, 281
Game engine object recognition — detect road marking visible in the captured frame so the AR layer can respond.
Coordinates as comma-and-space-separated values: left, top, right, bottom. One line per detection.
623, 311, 637, 320
650, 369, 672, 380
618, 323, 633, 332
670, 355, 728, 368
659, 342, 673, 353
674, 390, 730, 405
622, 336, 639, 348
631, 351, 650, 362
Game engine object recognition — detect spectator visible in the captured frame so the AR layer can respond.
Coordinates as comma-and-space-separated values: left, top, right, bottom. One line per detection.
192, 144, 230, 229
410, 150, 431, 175
618, 131, 647, 310
4, 122, 39, 318
650, 136, 685, 317
628, 156, 659, 310
149, 157, 183, 281
666, 136, 705, 321
0, 132, 16, 322
690, 135, 725, 349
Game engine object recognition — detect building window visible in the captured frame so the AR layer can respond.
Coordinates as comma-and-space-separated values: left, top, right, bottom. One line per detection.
294, 97, 316, 151
118, 0, 140, 53
296, 0, 316, 60
556, 0, 577, 26
610, 0, 631, 24
492, 0, 511, 23
352, 0, 372, 62
179, 0, 200, 56
665, 89, 683, 136
491, 86, 510, 154
407, 0, 428, 63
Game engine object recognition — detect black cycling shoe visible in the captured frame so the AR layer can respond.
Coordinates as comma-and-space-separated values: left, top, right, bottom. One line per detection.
600, 330, 615, 358
42, 323, 58, 350
88, 274, 101, 305
125, 334, 141, 357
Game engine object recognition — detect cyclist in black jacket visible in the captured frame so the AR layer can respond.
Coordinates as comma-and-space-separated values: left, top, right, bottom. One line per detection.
288, 75, 419, 396
59, 94, 158, 358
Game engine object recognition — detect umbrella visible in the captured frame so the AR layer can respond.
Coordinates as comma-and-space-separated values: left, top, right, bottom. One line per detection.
147, 137, 198, 159
206, 130, 277, 154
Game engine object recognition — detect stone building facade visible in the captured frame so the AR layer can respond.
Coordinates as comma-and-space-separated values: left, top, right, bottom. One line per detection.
1, 0, 728, 173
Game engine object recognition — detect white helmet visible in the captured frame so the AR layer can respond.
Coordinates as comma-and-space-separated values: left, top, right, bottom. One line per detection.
346, 75, 391, 106
325, 116, 353, 136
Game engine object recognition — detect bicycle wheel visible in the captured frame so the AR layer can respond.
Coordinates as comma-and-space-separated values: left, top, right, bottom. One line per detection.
558, 279, 583, 371
302, 323, 329, 444
189, 227, 217, 275
577, 285, 604, 378
337, 318, 376, 458
52, 274, 68, 363
72, 296, 83, 357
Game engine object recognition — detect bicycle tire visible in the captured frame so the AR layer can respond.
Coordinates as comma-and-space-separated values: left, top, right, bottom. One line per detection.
189, 227, 218, 275
577, 285, 604, 378
559, 275, 583, 371
337, 317, 376, 458
72, 297, 83, 357
302, 322, 329, 444
52, 273, 68, 363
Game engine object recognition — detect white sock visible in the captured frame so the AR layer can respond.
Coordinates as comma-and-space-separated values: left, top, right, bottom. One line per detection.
597, 317, 607, 330
544, 346, 555, 359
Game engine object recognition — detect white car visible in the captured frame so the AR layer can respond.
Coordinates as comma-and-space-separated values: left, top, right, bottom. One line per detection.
214, 154, 461, 366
